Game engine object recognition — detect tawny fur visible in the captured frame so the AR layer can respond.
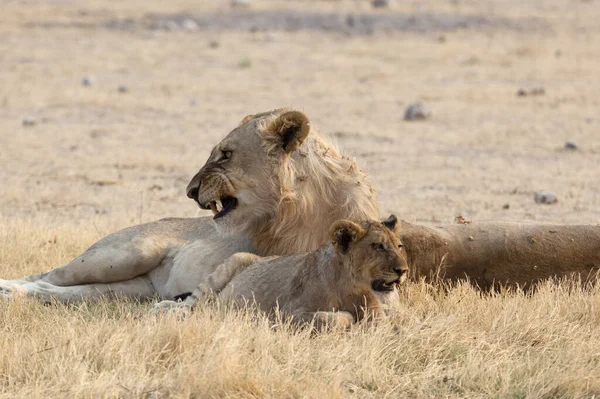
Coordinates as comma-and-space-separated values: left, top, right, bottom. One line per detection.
154, 219, 409, 330
196, 108, 380, 255
2, 109, 598, 304
0, 109, 381, 303
396, 220, 600, 289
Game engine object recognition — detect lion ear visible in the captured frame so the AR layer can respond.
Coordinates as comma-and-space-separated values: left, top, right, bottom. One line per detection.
266, 110, 310, 153
239, 114, 254, 125
382, 214, 398, 231
330, 220, 365, 253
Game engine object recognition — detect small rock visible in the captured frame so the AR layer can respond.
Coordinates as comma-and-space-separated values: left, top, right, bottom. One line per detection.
534, 191, 558, 205
181, 19, 198, 31
82, 76, 94, 87
22, 117, 36, 127
455, 215, 471, 224
372, 0, 393, 7
231, 0, 252, 6
90, 130, 103, 139
564, 141, 578, 150
517, 86, 545, 97
403, 102, 431, 121
189, 98, 197, 106
117, 85, 128, 93
209, 40, 220, 49
502, 203, 510, 210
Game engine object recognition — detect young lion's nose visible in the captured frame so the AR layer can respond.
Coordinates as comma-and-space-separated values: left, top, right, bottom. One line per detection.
394, 267, 408, 277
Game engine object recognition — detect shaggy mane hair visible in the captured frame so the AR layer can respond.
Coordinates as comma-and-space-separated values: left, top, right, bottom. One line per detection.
251, 110, 381, 255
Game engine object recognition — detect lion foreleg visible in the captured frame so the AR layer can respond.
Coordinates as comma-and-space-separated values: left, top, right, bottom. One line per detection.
1, 275, 155, 303
1, 272, 49, 286
203, 252, 262, 292
355, 291, 386, 322
37, 235, 180, 287
153, 252, 262, 313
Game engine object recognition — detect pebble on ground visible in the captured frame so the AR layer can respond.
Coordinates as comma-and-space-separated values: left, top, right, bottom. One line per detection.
404, 102, 431, 121
534, 191, 558, 205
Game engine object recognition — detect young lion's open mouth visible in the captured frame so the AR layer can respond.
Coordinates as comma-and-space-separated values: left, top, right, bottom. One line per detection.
371, 278, 400, 292
201, 196, 238, 219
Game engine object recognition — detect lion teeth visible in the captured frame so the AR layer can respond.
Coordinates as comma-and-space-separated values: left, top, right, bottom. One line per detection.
215, 199, 223, 212
209, 202, 218, 214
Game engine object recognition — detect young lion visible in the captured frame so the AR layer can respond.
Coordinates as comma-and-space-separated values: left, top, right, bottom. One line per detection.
155, 215, 408, 329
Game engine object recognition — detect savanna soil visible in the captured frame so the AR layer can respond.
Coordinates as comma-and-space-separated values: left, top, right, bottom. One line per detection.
1, 0, 599, 397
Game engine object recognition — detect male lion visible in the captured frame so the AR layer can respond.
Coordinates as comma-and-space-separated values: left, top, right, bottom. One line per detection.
155, 216, 408, 330
0, 109, 380, 302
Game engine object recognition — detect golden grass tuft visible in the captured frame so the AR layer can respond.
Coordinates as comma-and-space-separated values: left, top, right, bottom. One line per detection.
2, 220, 600, 397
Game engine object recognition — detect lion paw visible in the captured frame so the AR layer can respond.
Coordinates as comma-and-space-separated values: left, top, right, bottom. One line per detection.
151, 300, 192, 318
0, 282, 28, 300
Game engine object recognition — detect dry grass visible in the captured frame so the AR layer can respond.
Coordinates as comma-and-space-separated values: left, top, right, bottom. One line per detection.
2, 0, 600, 397
2, 220, 600, 398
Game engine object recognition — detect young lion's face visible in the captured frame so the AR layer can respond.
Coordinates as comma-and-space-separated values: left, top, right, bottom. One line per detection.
186, 110, 310, 236
330, 217, 408, 293
354, 223, 408, 292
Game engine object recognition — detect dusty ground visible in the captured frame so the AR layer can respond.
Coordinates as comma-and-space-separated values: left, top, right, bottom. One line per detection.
1, 0, 599, 397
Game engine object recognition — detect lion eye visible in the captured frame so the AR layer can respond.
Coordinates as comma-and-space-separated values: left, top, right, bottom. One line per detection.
220, 151, 232, 161
398, 243, 404, 248
371, 243, 385, 251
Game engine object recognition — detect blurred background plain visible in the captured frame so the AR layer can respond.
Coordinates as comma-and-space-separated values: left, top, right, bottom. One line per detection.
1, 0, 598, 231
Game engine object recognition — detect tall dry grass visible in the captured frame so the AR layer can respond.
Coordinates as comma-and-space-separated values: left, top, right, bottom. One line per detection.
2, 220, 600, 398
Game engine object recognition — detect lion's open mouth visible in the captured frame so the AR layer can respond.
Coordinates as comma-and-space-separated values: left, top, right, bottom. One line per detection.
201, 196, 238, 219
371, 279, 400, 292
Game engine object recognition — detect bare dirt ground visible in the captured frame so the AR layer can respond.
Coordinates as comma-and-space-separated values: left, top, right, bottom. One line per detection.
1, 0, 599, 397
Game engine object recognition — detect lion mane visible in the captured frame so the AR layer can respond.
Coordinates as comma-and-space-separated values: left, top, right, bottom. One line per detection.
187, 108, 381, 256
256, 112, 379, 254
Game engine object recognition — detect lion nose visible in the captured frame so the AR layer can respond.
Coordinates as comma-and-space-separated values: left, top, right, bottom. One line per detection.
186, 171, 202, 200
187, 185, 199, 200
394, 267, 408, 277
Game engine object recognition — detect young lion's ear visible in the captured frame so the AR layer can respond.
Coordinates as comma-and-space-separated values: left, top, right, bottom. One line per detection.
382, 214, 398, 231
330, 220, 365, 253
266, 110, 310, 153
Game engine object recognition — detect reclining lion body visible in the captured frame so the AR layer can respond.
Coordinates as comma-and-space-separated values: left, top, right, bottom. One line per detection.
0, 109, 380, 302
156, 218, 409, 329
398, 221, 600, 288
1, 109, 598, 303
